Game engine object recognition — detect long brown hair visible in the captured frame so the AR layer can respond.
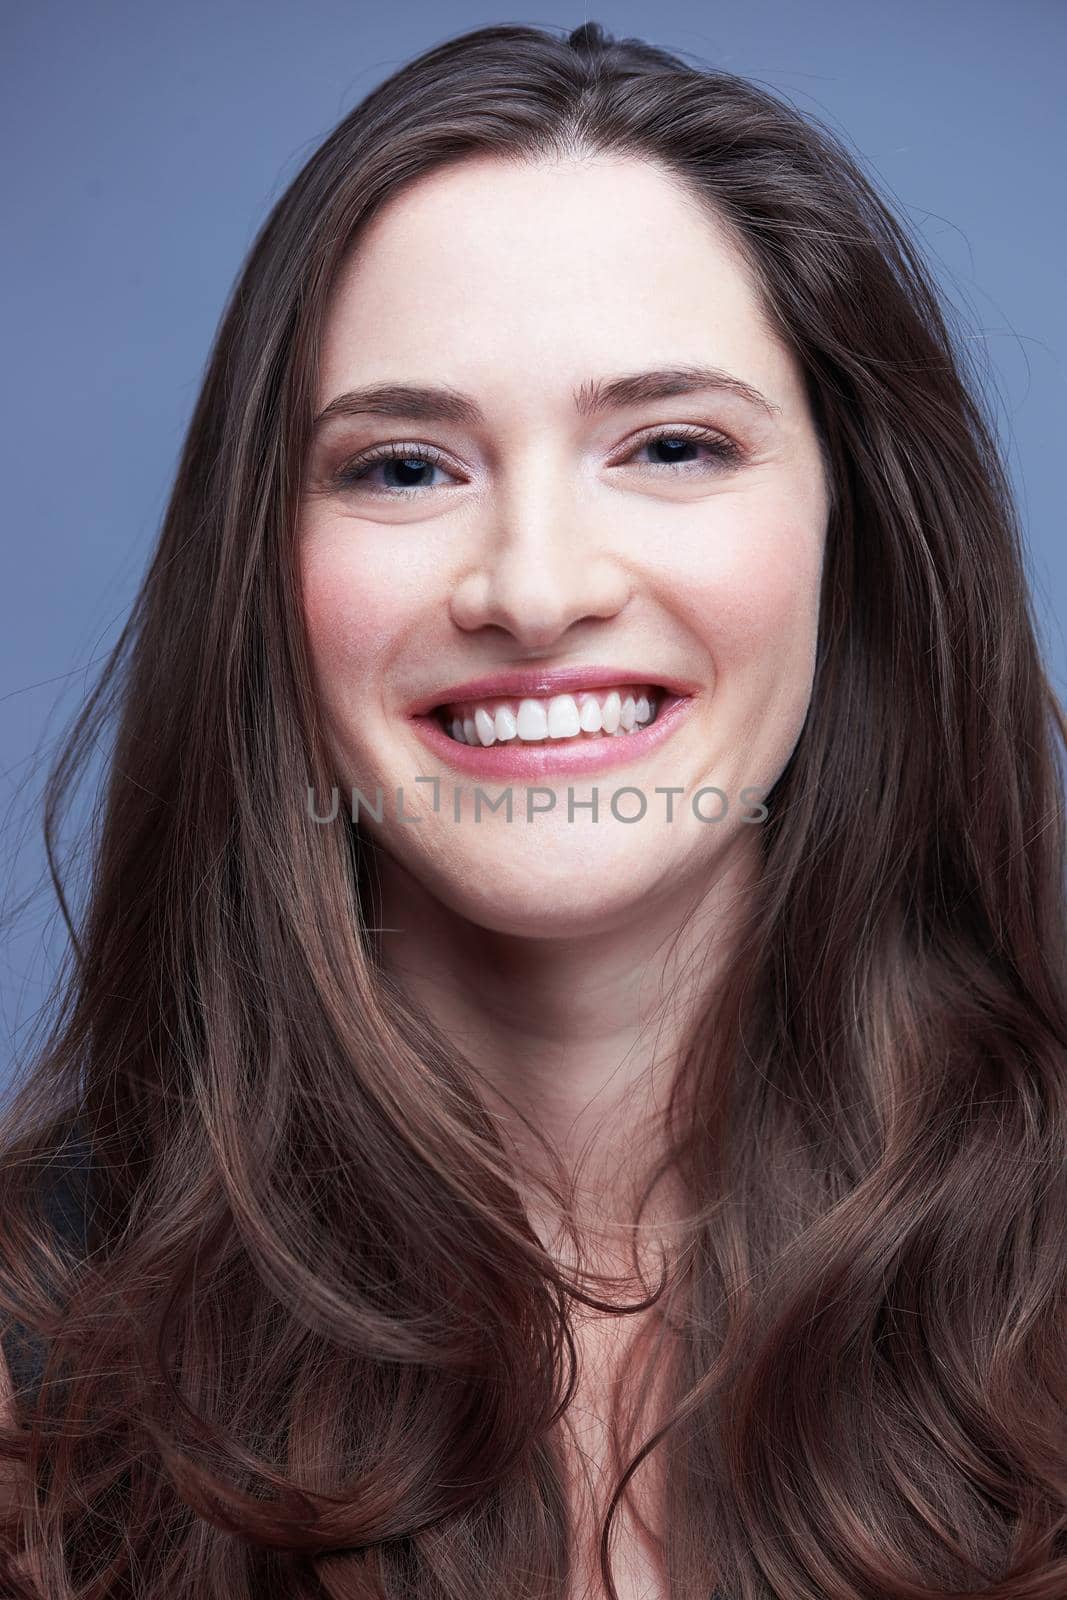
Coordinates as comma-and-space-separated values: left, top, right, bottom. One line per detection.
2, 19, 1065, 1597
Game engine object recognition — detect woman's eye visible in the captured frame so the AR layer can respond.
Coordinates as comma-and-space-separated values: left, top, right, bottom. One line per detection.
332, 444, 456, 497
629, 428, 745, 473
331, 427, 745, 498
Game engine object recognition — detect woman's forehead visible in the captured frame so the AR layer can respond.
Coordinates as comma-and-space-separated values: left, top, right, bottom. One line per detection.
315, 159, 801, 431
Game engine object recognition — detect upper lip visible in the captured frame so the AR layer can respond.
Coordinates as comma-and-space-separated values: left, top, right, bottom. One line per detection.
408, 666, 700, 715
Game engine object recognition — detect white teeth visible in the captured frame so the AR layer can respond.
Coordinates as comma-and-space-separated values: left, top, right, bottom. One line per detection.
546, 694, 581, 738
578, 695, 602, 733
515, 698, 549, 740
439, 685, 663, 744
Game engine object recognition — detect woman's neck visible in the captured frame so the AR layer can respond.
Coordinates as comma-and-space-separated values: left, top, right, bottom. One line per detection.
370, 831, 758, 1238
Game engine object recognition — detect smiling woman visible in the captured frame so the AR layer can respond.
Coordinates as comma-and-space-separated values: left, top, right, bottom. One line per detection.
2, 18, 1066, 1600
298, 154, 828, 948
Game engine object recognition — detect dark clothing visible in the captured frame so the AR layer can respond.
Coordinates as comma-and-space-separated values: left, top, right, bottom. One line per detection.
1, 1119, 94, 1405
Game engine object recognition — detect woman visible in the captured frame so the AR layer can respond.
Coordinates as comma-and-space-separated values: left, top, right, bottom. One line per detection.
2, 18, 1065, 1599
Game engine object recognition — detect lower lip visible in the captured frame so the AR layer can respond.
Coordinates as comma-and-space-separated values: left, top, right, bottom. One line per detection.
407, 693, 694, 780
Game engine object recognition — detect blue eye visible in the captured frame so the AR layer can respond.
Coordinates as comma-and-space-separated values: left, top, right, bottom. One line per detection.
634, 430, 744, 471
336, 444, 454, 495
332, 425, 745, 498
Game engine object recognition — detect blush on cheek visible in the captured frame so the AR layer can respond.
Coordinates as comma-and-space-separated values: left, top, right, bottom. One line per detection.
300, 554, 383, 674
683, 568, 818, 669
667, 490, 823, 658
714, 521, 823, 660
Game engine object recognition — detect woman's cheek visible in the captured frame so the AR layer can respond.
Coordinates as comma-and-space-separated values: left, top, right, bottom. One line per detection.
667, 496, 824, 669
299, 538, 401, 686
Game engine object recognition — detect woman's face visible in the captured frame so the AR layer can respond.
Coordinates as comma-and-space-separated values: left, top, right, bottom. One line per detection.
298, 155, 831, 938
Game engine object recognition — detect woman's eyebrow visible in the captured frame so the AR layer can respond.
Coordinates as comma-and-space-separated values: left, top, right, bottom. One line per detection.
312, 364, 782, 434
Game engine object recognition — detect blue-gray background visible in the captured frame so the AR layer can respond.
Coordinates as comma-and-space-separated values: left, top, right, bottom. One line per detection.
3, 0, 1064, 1090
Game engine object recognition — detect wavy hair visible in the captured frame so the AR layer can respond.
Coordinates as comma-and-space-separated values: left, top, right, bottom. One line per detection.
2, 18, 1065, 1598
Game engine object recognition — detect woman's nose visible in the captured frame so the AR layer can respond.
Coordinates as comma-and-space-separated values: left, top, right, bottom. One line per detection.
448, 490, 632, 649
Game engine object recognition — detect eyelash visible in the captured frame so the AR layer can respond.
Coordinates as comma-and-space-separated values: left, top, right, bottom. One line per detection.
331, 425, 746, 497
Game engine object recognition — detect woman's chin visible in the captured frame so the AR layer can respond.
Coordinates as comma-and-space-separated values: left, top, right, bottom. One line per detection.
391, 841, 680, 939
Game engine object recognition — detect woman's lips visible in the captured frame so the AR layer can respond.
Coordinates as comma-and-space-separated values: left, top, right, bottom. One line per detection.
407, 691, 694, 780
